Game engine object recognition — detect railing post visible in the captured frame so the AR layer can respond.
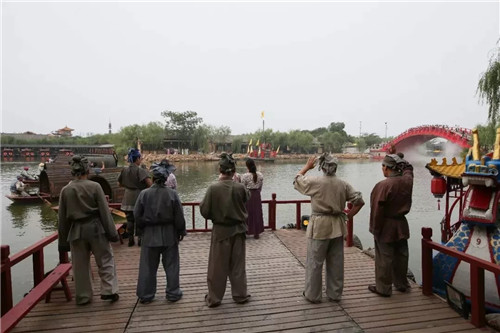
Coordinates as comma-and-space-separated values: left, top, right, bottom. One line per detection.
33, 248, 45, 287
269, 193, 276, 231
421, 227, 433, 296
1, 245, 13, 315
346, 202, 353, 247
296, 203, 301, 230
470, 262, 486, 327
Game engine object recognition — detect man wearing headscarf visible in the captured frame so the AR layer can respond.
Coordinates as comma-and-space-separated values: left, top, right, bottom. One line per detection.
58, 156, 120, 305
368, 153, 413, 297
200, 153, 251, 307
133, 160, 186, 303
118, 148, 152, 246
294, 153, 365, 303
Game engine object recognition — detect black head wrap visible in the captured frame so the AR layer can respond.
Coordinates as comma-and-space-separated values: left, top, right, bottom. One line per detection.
318, 153, 338, 176
69, 155, 89, 176
150, 160, 173, 184
219, 152, 236, 174
382, 153, 407, 172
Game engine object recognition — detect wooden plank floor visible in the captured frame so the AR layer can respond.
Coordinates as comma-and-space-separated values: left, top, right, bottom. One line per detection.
10, 230, 495, 332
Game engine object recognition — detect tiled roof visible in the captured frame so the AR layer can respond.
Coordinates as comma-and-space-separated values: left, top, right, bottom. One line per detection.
425, 157, 465, 179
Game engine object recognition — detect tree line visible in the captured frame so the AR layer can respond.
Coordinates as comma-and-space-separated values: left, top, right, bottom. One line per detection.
1, 110, 386, 157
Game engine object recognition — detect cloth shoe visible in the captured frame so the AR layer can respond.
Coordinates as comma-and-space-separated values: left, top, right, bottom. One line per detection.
101, 294, 119, 302
137, 237, 142, 246
128, 237, 135, 247
368, 285, 390, 297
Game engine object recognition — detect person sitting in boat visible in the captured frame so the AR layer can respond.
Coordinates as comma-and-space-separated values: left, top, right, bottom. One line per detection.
10, 176, 30, 196
20, 166, 37, 180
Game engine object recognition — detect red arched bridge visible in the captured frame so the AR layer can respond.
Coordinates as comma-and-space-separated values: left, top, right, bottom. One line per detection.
373, 125, 472, 153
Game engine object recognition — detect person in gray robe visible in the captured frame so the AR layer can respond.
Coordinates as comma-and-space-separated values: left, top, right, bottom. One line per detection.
118, 148, 152, 246
200, 153, 251, 307
134, 160, 186, 304
58, 155, 120, 305
294, 153, 365, 303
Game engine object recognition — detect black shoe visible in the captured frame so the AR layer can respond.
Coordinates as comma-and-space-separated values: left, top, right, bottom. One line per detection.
137, 237, 142, 246
101, 294, 119, 302
128, 237, 135, 247
139, 298, 153, 304
368, 285, 390, 297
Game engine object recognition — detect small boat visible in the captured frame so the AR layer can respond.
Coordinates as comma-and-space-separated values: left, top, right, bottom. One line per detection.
5, 192, 51, 204
22, 178, 39, 185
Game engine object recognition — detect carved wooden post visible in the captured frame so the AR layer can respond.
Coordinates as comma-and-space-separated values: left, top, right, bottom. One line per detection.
470, 262, 486, 327
1, 245, 13, 315
421, 227, 433, 296
33, 248, 45, 287
269, 193, 277, 231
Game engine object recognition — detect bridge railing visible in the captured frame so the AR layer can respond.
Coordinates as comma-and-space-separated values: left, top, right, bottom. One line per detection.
421, 227, 500, 327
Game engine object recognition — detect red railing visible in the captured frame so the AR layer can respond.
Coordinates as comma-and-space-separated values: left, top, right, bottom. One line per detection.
182, 193, 355, 247
421, 227, 500, 327
1, 232, 68, 316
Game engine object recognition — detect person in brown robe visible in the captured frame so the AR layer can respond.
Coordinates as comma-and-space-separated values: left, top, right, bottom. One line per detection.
200, 153, 251, 307
368, 153, 414, 297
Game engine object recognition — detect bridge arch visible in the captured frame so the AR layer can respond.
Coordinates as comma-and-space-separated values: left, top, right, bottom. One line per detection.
380, 125, 472, 153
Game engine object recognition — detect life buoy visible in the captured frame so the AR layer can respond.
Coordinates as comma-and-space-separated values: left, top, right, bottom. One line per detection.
66, 152, 70, 156
3, 152, 6, 156
9, 152, 13, 156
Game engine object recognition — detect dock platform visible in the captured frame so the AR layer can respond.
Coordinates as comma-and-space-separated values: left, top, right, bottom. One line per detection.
10, 230, 492, 332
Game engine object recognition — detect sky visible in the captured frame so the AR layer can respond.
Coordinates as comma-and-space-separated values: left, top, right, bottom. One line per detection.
1, 1, 499, 138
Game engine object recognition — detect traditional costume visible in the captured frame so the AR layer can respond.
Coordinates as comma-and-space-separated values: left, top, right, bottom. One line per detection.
294, 153, 364, 302
369, 154, 413, 297
241, 158, 264, 238
118, 148, 151, 246
134, 161, 186, 303
200, 153, 251, 307
58, 156, 119, 305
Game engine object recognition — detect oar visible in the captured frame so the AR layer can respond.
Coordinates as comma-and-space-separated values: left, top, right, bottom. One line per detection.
109, 207, 126, 218
36, 193, 52, 206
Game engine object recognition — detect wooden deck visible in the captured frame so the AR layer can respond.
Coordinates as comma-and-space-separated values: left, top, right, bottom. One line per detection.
10, 230, 494, 332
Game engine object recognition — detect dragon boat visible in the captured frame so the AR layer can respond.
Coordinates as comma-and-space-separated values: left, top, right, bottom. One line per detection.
426, 128, 500, 313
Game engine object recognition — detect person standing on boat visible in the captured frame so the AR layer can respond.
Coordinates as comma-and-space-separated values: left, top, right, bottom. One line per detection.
58, 155, 120, 305
200, 153, 251, 307
10, 176, 29, 196
294, 154, 364, 303
21, 166, 37, 180
134, 160, 186, 303
241, 158, 264, 239
118, 148, 152, 246
368, 153, 413, 297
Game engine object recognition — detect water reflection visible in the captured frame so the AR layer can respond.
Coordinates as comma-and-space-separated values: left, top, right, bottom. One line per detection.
6, 204, 30, 229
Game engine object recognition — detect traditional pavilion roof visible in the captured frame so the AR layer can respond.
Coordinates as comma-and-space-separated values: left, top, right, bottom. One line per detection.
425, 157, 465, 179
58, 126, 74, 131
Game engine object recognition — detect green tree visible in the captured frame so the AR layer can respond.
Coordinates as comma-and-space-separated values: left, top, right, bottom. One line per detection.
478, 48, 500, 124
161, 110, 203, 149
476, 122, 497, 151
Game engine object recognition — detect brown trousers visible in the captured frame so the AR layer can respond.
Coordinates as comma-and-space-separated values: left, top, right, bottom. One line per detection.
206, 232, 250, 306
374, 239, 410, 295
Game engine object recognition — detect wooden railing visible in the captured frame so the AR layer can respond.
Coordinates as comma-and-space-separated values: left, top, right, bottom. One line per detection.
182, 193, 355, 247
1, 232, 68, 316
421, 227, 500, 327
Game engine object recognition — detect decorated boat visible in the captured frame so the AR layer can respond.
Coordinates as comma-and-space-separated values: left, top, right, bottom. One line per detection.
426, 128, 500, 313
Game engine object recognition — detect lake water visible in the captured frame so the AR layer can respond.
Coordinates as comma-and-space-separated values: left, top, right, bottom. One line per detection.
1, 155, 446, 302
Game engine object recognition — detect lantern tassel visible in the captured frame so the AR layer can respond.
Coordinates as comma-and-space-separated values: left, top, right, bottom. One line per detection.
437, 199, 441, 211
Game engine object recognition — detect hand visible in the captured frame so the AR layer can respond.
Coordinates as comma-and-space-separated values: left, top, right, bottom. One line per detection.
305, 156, 316, 170
178, 234, 184, 242
107, 234, 120, 242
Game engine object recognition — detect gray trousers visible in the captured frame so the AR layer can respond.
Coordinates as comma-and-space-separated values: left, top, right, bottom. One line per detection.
304, 236, 344, 302
136, 245, 182, 301
374, 239, 410, 295
70, 236, 118, 305
206, 232, 250, 306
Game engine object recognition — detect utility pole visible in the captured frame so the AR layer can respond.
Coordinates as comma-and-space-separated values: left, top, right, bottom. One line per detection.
359, 121, 362, 137
385, 122, 388, 140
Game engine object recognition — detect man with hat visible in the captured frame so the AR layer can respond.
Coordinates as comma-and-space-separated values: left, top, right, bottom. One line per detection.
58, 155, 120, 305
134, 160, 186, 303
200, 153, 251, 307
294, 153, 365, 303
368, 153, 413, 297
11, 176, 29, 196
118, 148, 152, 246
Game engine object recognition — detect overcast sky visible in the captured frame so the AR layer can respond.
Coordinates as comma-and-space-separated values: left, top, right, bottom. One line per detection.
1, 1, 499, 138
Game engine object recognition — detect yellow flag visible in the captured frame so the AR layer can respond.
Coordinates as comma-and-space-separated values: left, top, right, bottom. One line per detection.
256, 139, 260, 146
276, 145, 280, 154
258, 146, 261, 155
249, 138, 253, 146
261, 111, 265, 119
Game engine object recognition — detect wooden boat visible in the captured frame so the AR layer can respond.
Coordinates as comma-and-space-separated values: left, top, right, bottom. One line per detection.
22, 178, 39, 185
5, 192, 51, 203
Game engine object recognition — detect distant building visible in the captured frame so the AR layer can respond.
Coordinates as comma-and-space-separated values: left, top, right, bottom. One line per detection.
52, 126, 74, 137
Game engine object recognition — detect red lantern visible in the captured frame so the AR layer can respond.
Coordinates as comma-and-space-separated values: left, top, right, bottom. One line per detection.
431, 176, 447, 198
